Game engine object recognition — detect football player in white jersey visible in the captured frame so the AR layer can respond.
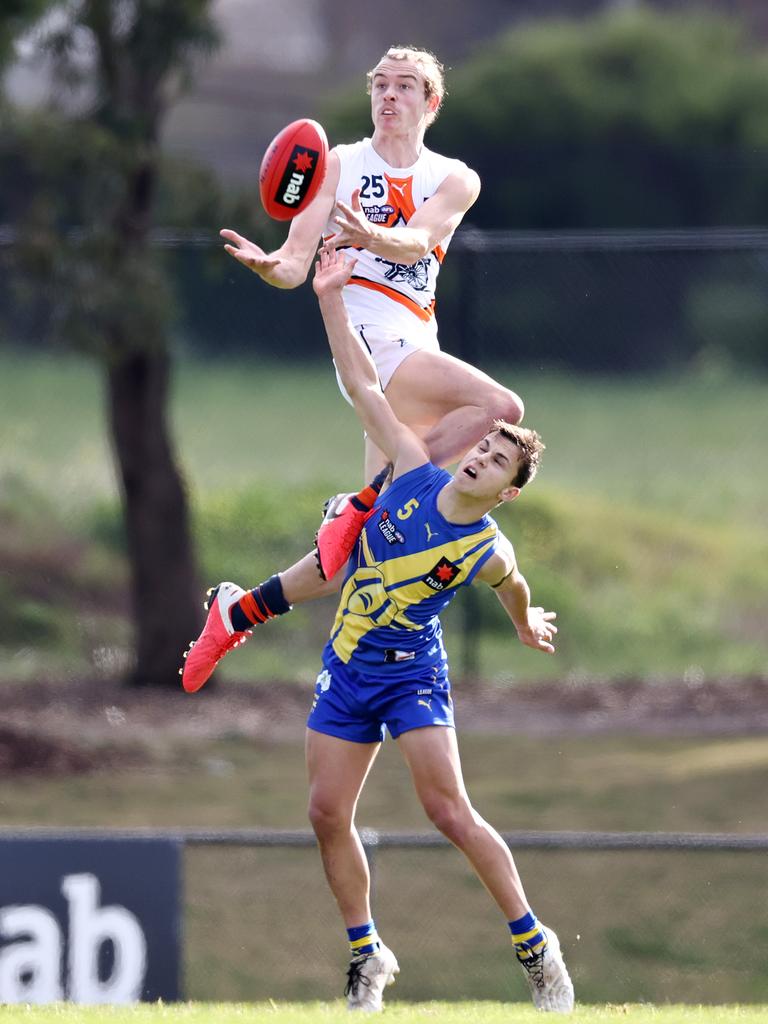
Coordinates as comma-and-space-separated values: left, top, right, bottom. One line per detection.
215, 46, 525, 596
221, 45, 523, 479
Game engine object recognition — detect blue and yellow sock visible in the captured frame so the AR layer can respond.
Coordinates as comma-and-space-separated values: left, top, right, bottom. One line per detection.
347, 920, 380, 958
509, 910, 548, 962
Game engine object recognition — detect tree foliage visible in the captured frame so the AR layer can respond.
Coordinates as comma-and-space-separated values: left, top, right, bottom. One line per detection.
1, 1, 224, 687
324, 6, 768, 229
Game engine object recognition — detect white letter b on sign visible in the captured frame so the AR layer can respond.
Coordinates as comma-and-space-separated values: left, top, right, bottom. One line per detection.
62, 873, 147, 1004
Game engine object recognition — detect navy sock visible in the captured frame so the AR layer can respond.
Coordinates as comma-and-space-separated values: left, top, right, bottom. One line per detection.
230, 574, 291, 632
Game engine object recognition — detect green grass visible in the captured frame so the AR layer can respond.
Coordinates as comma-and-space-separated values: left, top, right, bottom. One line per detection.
1, 352, 767, 682
2, 353, 766, 519
1, 1004, 767, 1023
3, 732, 768, 834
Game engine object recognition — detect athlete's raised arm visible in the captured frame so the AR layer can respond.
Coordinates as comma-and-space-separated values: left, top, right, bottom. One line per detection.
312, 243, 428, 477
330, 165, 480, 264
476, 534, 558, 655
220, 150, 342, 289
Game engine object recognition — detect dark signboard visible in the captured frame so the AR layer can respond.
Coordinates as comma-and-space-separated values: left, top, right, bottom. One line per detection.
0, 837, 181, 1003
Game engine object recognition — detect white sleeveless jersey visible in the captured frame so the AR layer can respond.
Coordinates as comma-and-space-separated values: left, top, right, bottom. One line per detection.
326, 138, 466, 344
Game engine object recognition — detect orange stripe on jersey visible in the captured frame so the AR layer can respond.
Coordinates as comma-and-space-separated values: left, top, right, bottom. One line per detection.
383, 176, 447, 264
349, 277, 436, 323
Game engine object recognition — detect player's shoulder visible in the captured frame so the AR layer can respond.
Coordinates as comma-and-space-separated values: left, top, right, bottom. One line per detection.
422, 145, 477, 180
390, 460, 447, 491
474, 525, 514, 585
421, 146, 480, 204
331, 138, 372, 161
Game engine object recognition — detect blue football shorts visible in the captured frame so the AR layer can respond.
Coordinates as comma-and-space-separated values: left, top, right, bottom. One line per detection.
307, 649, 455, 743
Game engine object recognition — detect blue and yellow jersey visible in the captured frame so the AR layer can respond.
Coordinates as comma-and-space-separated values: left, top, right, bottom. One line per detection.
324, 462, 499, 680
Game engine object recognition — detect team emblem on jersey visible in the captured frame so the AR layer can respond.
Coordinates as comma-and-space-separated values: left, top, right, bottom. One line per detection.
423, 557, 460, 592
377, 509, 405, 545
374, 256, 430, 291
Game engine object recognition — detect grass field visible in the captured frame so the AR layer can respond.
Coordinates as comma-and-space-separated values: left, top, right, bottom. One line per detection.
1, 352, 767, 683
2, 1003, 768, 1023
3, 731, 768, 1003
2, 353, 767, 520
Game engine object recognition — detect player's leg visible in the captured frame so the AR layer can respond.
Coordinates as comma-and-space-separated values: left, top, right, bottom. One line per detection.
397, 725, 530, 919
305, 729, 380, 926
397, 725, 574, 1012
306, 728, 400, 1010
384, 349, 525, 468
180, 552, 344, 693
181, 457, 390, 691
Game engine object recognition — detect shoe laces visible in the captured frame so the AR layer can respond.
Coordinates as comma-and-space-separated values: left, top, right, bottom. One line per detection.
344, 953, 373, 997
519, 947, 546, 990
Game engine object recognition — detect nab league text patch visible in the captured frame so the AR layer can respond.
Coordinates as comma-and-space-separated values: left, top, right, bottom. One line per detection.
378, 509, 405, 545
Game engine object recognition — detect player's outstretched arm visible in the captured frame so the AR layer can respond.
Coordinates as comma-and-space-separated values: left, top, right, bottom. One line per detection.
313, 243, 428, 476
476, 536, 557, 655
330, 166, 480, 264
220, 150, 341, 289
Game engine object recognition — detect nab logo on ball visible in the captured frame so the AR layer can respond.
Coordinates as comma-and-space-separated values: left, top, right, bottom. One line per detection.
260, 118, 328, 221
275, 145, 320, 211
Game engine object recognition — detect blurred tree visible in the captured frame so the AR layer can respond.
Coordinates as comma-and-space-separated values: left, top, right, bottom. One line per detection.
1, 1, 220, 687
0, 0, 49, 67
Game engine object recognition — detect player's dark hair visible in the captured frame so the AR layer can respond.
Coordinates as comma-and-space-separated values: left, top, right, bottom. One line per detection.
492, 420, 545, 489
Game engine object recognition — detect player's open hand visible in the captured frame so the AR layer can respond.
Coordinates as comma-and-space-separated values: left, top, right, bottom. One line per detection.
516, 608, 557, 655
220, 229, 282, 283
313, 241, 358, 297
328, 189, 376, 249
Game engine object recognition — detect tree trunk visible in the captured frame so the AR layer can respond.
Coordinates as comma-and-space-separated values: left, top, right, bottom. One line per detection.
107, 348, 201, 688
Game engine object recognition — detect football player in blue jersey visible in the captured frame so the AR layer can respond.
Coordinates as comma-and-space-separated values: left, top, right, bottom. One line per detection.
184, 243, 574, 1012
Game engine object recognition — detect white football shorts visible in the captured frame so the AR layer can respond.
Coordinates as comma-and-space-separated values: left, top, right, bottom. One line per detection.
334, 323, 441, 404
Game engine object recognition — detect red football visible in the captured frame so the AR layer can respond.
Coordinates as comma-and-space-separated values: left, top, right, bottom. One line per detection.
259, 118, 329, 221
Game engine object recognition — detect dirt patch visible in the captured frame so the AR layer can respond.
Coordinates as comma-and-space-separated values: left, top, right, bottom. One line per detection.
0, 724, 125, 775
1, 673, 767, 776
457, 674, 768, 737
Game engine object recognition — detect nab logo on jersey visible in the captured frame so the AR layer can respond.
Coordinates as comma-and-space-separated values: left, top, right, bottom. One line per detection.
423, 557, 460, 592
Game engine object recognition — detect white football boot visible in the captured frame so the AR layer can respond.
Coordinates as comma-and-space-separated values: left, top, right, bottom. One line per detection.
518, 926, 574, 1013
345, 944, 400, 1012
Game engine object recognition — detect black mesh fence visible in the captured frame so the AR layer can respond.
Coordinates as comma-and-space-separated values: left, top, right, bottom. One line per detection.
5, 226, 767, 372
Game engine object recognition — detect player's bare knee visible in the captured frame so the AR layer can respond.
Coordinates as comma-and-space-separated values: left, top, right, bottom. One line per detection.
490, 387, 524, 426
423, 797, 472, 844
307, 798, 351, 838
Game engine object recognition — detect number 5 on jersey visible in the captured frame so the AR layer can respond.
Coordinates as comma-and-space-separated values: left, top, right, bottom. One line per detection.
397, 498, 419, 521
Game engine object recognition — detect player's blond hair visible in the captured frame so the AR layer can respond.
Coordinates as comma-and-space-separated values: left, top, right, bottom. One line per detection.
367, 45, 446, 126
492, 420, 545, 489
